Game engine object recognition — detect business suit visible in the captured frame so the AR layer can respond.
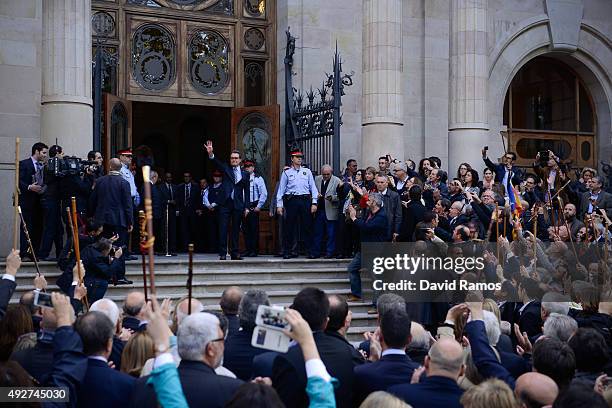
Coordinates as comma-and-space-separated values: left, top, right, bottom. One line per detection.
39, 168, 63, 259
580, 190, 612, 219
0, 277, 17, 320
81, 245, 126, 303
10, 335, 54, 384
208, 156, 250, 257
225, 313, 240, 337
159, 182, 178, 254
77, 358, 135, 408
272, 331, 364, 408
139, 181, 164, 252
483, 156, 523, 186
312, 175, 342, 257
130, 360, 244, 408
353, 352, 420, 404
176, 181, 201, 251
18, 157, 44, 257
388, 375, 464, 408
89, 172, 133, 249
400, 200, 427, 241
379, 189, 402, 240
514, 301, 543, 339
224, 328, 268, 380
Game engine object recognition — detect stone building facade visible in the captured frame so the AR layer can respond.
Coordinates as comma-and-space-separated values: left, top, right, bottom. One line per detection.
0, 0, 610, 255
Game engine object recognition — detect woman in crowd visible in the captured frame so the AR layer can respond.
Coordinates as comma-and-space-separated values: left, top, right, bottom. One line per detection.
0, 305, 33, 361
418, 158, 432, 181
121, 331, 156, 378
464, 169, 480, 196
457, 162, 472, 183
480, 168, 495, 191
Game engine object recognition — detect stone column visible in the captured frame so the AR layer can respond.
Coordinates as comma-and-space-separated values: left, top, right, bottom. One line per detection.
362, 0, 403, 164
448, 0, 489, 174
41, 0, 92, 155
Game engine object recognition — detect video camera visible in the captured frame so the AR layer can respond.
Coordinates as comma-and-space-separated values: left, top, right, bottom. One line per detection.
47, 156, 99, 177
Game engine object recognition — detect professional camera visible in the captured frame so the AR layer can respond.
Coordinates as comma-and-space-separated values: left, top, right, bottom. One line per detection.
47, 156, 98, 177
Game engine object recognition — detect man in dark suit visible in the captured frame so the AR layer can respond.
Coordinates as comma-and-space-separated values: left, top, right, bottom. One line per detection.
388, 337, 465, 408
159, 172, 178, 255
130, 312, 243, 408
204, 140, 250, 260
122, 291, 147, 332
223, 289, 269, 380
38, 144, 64, 261
0, 250, 19, 320
219, 286, 243, 337
580, 176, 612, 219
89, 158, 133, 250
272, 288, 364, 408
18, 142, 48, 260
75, 311, 135, 408
515, 277, 544, 339
374, 173, 402, 241
482, 149, 523, 186
176, 172, 200, 252
400, 185, 427, 241
354, 308, 419, 404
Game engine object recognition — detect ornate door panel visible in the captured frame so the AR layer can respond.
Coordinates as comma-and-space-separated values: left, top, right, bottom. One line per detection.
183, 22, 234, 103
126, 16, 179, 98
231, 105, 280, 254
103, 94, 132, 171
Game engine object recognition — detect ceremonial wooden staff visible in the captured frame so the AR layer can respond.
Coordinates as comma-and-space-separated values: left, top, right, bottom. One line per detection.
533, 208, 538, 263
142, 166, 157, 297
13, 137, 20, 250
187, 243, 194, 315
70, 197, 89, 309
495, 204, 500, 261
17, 206, 41, 277
139, 210, 149, 303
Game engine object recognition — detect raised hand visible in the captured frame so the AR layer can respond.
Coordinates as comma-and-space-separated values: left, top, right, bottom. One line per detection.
204, 140, 214, 157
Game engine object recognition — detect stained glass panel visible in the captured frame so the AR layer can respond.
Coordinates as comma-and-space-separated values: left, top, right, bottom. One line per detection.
189, 30, 229, 95
132, 24, 176, 91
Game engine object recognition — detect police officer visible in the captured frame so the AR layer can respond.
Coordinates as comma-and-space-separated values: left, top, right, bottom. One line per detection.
118, 149, 140, 207
243, 160, 268, 257
276, 149, 318, 259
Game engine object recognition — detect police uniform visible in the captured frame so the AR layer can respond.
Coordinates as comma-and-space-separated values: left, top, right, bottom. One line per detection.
243, 160, 268, 256
117, 149, 140, 207
276, 151, 318, 258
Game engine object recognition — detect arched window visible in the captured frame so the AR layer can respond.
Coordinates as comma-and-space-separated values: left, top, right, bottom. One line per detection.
503, 57, 596, 167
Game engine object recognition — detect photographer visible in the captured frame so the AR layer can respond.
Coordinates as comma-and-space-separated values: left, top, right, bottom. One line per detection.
39, 145, 64, 261
82, 237, 129, 304
533, 150, 569, 205
482, 148, 522, 191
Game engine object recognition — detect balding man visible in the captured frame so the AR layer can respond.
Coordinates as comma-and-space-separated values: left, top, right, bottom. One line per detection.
313, 165, 342, 258
220, 286, 243, 336
563, 203, 585, 238
91, 298, 125, 370
122, 291, 146, 332
89, 157, 134, 249
515, 372, 558, 407
389, 337, 465, 408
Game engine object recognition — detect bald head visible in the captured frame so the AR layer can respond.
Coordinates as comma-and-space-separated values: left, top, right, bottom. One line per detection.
176, 298, 204, 326
123, 291, 146, 319
109, 158, 122, 171
220, 286, 243, 315
515, 372, 558, 407
426, 337, 464, 379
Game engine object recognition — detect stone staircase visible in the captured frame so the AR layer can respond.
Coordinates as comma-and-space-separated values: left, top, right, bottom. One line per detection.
5, 255, 375, 342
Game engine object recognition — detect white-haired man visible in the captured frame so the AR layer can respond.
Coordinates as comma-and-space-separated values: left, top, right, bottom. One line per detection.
90, 298, 129, 369
131, 313, 243, 407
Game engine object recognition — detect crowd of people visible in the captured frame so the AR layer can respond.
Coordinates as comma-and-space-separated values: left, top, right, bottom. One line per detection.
3, 249, 612, 407
7, 139, 612, 407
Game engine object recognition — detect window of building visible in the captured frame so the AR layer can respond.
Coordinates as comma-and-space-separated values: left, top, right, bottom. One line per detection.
244, 60, 265, 106
188, 30, 230, 95
131, 24, 176, 91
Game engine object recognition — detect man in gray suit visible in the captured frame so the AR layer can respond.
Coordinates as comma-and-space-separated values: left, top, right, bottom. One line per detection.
374, 173, 402, 241
580, 176, 612, 219
312, 165, 343, 258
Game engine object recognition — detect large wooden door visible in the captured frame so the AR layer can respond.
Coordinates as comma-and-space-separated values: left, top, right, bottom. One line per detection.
231, 105, 280, 254
103, 93, 132, 171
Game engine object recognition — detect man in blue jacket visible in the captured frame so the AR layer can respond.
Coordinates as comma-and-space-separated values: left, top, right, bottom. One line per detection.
346, 192, 388, 302
482, 148, 522, 187
388, 337, 465, 408
353, 308, 419, 404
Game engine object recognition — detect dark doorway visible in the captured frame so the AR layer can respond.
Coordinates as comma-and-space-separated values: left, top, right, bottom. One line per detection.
132, 102, 231, 182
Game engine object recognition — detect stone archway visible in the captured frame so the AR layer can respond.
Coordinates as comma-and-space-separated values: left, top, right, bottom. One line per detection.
488, 21, 612, 171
